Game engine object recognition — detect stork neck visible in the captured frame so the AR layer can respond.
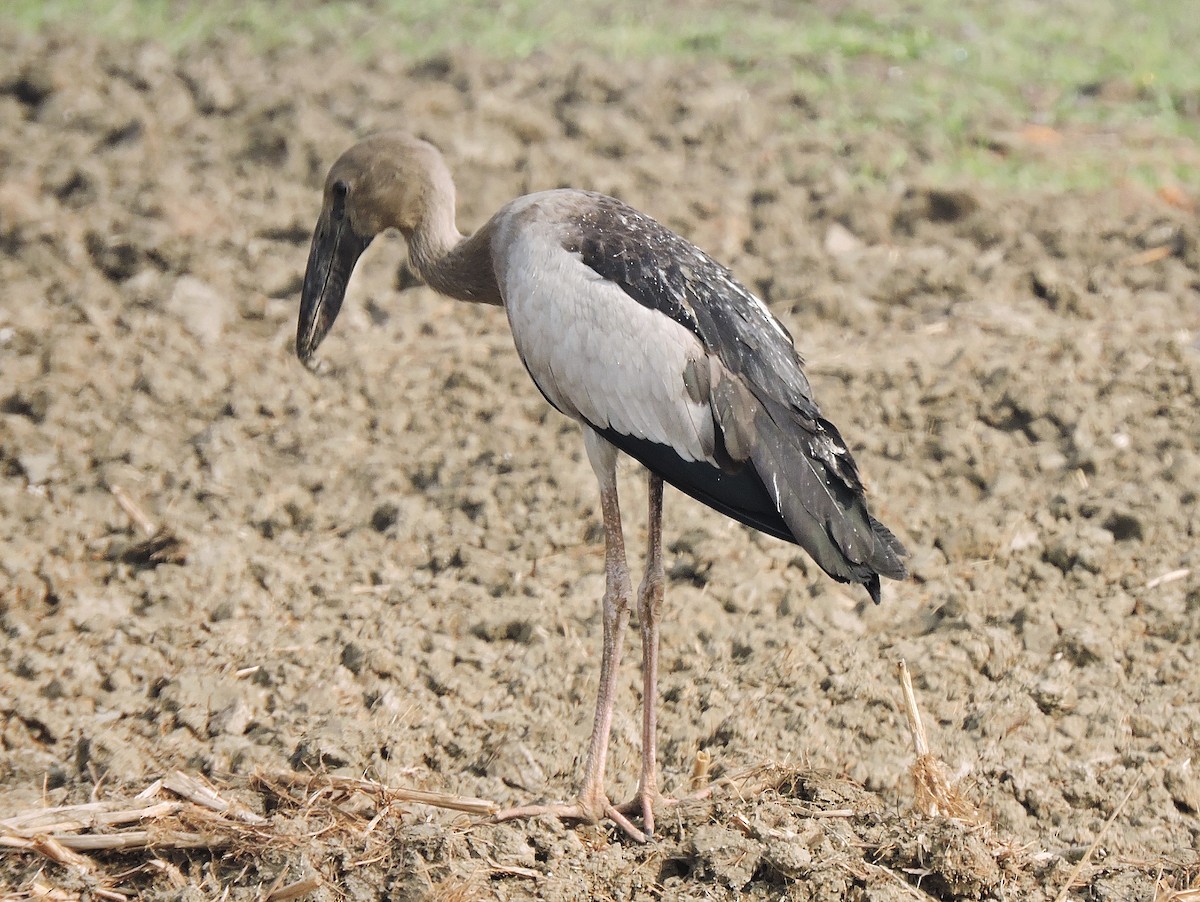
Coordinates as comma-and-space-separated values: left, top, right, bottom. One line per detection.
408, 213, 502, 306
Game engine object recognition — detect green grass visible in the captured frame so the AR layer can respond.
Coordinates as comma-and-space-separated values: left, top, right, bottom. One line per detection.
6, 0, 1198, 191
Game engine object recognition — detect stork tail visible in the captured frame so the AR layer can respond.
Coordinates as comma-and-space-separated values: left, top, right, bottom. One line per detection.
749, 398, 907, 603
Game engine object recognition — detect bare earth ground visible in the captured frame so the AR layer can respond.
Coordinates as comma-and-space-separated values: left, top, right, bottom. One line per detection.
1, 27, 1199, 901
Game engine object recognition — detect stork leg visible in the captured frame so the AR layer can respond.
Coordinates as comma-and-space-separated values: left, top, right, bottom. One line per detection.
495, 429, 647, 841
615, 473, 719, 830
633, 473, 665, 835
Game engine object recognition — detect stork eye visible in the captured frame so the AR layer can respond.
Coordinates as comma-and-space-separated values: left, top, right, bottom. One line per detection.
330, 179, 349, 212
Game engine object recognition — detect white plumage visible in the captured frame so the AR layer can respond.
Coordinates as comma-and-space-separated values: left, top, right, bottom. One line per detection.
498, 196, 717, 466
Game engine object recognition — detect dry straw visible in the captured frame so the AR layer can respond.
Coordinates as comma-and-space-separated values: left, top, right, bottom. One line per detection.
897, 659, 977, 821
1, 769, 499, 898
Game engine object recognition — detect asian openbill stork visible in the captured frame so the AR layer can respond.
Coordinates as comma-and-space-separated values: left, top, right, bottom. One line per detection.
296, 132, 908, 841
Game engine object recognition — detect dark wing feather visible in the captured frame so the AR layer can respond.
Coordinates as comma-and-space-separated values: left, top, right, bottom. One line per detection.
569, 200, 704, 339
565, 193, 814, 411
563, 193, 907, 599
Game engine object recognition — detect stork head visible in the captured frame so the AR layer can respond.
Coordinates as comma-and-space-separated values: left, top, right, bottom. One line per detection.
297, 132, 455, 362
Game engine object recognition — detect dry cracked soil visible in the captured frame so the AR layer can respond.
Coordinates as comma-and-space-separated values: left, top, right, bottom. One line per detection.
1, 24, 1199, 902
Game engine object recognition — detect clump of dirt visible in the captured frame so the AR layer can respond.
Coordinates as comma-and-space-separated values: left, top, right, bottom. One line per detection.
2, 24, 1199, 900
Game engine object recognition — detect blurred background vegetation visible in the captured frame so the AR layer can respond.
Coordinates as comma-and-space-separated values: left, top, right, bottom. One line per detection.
7, 0, 1198, 192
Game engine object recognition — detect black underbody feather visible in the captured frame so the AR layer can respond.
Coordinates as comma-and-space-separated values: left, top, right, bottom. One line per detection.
559, 193, 908, 601
596, 428, 795, 544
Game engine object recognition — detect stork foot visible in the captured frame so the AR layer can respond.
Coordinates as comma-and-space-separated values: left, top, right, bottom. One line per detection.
494, 795, 649, 843
615, 790, 668, 838
614, 784, 716, 838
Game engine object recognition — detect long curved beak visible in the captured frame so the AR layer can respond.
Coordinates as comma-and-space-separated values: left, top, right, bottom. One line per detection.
296, 210, 372, 363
